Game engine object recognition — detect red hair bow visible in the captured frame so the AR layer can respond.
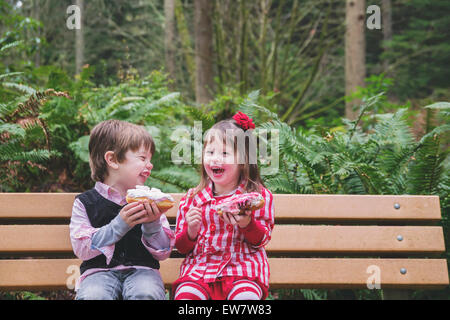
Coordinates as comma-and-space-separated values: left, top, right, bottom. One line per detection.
233, 112, 255, 131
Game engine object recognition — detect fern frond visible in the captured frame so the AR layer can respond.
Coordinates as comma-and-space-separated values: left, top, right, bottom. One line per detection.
2, 82, 36, 95
265, 176, 301, 194
407, 134, 448, 195
238, 90, 280, 121
0, 123, 26, 138
0, 40, 23, 53
423, 102, 450, 110
300, 289, 328, 300
185, 106, 215, 131
148, 166, 200, 191
0, 72, 24, 81
0, 141, 59, 162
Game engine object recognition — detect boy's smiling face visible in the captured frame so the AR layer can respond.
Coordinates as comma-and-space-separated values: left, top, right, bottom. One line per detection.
109, 144, 153, 192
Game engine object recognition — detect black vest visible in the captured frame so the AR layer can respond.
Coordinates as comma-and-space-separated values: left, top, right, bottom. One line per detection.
77, 188, 160, 275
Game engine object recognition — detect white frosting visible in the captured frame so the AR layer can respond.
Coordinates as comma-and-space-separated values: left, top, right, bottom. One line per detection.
127, 185, 174, 202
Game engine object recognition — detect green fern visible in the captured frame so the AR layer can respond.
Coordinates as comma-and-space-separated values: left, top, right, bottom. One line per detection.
185, 105, 215, 131
147, 166, 200, 193
407, 133, 448, 195
0, 41, 71, 190
248, 96, 449, 199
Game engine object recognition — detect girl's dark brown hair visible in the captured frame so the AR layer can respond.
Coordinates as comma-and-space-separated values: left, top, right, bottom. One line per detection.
88, 119, 155, 182
191, 118, 266, 197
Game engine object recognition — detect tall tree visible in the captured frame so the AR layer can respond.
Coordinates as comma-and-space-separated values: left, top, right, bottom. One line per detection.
382, 0, 392, 72
194, 0, 214, 104
175, 0, 195, 94
32, 0, 40, 67
164, 0, 176, 87
239, 0, 248, 95
75, 0, 84, 75
345, 0, 366, 120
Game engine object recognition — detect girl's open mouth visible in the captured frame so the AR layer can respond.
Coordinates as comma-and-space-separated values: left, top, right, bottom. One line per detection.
211, 167, 225, 177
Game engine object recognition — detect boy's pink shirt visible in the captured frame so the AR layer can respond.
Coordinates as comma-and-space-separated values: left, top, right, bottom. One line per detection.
69, 181, 175, 291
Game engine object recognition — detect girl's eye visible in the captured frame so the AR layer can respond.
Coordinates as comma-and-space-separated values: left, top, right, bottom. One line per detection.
223, 152, 229, 156
206, 151, 213, 155
140, 156, 146, 161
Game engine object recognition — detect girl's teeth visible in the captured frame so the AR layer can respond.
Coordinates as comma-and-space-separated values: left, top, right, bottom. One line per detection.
212, 167, 225, 176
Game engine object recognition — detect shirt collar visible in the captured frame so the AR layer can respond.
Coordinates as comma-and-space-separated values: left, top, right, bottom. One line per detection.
193, 179, 246, 207
94, 181, 127, 205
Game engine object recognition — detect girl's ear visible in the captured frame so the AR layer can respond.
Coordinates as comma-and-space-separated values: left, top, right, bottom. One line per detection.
104, 151, 119, 170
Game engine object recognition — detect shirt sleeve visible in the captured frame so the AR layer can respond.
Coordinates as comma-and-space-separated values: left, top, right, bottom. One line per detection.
239, 215, 266, 246
174, 191, 198, 255
69, 198, 125, 264
141, 214, 175, 261
91, 214, 131, 248
243, 187, 275, 248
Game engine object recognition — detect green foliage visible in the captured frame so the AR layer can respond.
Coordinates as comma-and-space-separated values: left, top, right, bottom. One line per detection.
45, 68, 199, 192
384, 0, 450, 100
249, 92, 449, 199
0, 42, 70, 191
0, 291, 46, 300
245, 90, 449, 300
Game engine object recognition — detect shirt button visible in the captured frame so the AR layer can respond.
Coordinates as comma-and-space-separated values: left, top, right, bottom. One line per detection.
226, 225, 233, 232
210, 224, 216, 232
223, 253, 231, 260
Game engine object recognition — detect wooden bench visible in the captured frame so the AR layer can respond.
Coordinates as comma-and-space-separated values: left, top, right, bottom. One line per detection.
0, 193, 448, 299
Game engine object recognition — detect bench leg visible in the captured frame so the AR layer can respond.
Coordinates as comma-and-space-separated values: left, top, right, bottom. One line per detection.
382, 289, 410, 300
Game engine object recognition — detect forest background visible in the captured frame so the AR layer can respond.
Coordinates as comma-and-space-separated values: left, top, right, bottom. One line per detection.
0, 0, 449, 300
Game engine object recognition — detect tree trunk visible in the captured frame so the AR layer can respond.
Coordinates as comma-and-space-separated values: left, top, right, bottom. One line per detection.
164, 0, 176, 87
239, 0, 249, 95
259, 0, 271, 94
175, 0, 195, 95
345, 0, 366, 120
75, 0, 84, 75
382, 0, 392, 72
213, 0, 227, 93
194, 0, 214, 104
33, 0, 40, 68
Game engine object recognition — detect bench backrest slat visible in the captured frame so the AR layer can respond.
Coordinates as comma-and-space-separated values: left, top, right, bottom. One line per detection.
0, 225, 445, 255
0, 258, 448, 291
0, 193, 442, 222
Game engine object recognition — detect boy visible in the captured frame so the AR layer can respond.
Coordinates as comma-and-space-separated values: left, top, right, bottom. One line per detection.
70, 119, 174, 300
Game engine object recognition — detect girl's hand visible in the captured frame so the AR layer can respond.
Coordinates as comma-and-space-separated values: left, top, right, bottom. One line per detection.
222, 210, 252, 228
120, 201, 149, 227
186, 206, 202, 241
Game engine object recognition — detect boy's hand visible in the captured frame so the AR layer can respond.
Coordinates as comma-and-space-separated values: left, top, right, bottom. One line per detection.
186, 206, 202, 241
142, 200, 166, 224
222, 210, 252, 229
120, 201, 150, 227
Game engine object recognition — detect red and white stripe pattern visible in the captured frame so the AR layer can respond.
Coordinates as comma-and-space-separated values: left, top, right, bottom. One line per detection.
174, 282, 209, 300
227, 280, 263, 300
173, 280, 263, 300
175, 181, 274, 288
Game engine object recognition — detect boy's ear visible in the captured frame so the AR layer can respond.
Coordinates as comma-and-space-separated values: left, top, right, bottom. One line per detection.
104, 151, 119, 170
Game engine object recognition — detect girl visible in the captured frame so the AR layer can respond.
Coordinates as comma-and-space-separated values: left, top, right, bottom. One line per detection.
173, 112, 274, 300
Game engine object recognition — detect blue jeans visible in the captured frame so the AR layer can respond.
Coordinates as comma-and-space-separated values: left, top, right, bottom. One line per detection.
75, 268, 166, 300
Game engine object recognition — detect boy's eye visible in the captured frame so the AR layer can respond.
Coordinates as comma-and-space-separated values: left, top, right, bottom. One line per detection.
223, 152, 229, 156
206, 151, 213, 155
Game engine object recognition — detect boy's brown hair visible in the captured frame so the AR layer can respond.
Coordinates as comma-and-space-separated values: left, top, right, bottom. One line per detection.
192, 119, 266, 197
88, 120, 155, 182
